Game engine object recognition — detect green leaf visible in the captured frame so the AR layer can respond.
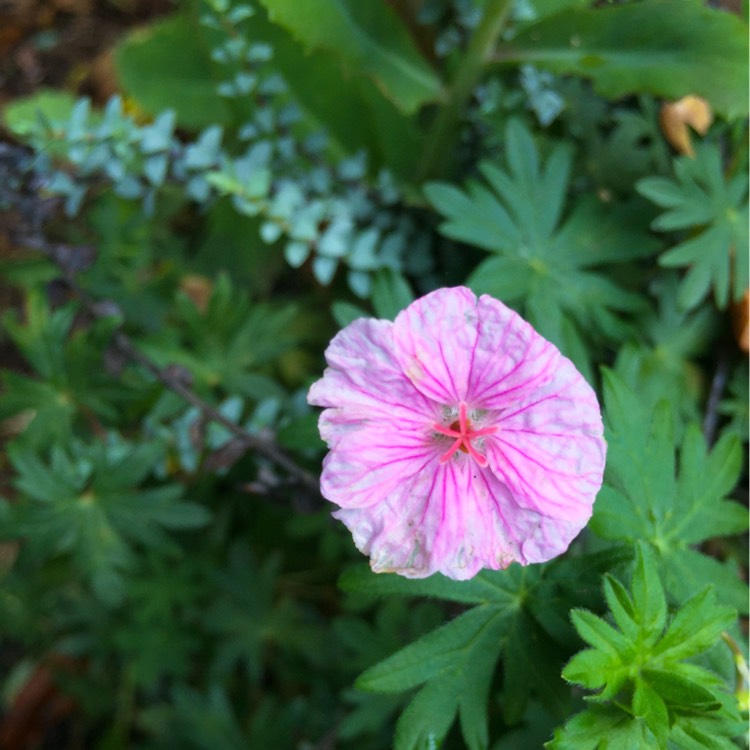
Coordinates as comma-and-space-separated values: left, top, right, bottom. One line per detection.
257, 0, 443, 114
558, 543, 740, 748
500, 0, 749, 120
637, 144, 749, 310
371, 270, 414, 320
570, 610, 631, 657
356, 605, 506, 694
591, 371, 747, 612
115, 14, 233, 129
633, 677, 669, 745
2, 89, 82, 142
547, 705, 656, 750
630, 543, 667, 644
641, 669, 721, 711
427, 120, 655, 365
340, 563, 520, 606
245, 4, 426, 176
5, 439, 208, 605
602, 575, 638, 642
655, 587, 736, 663
393, 679, 459, 750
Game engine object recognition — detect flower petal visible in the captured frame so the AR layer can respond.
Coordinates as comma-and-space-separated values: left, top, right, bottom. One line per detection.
466, 294, 560, 409
334, 458, 539, 579
392, 286, 479, 404
308, 317, 437, 446
319, 423, 438, 510
484, 356, 605, 523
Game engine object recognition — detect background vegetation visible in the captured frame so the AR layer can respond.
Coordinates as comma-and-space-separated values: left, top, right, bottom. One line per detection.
0, 0, 747, 748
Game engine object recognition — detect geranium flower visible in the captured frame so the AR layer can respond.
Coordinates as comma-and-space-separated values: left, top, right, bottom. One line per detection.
308, 287, 606, 580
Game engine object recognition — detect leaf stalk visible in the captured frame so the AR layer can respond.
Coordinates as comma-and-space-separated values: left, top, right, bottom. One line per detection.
416, 0, 513, 181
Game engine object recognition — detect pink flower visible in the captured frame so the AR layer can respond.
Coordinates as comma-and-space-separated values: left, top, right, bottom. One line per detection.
308, 287, 606, 580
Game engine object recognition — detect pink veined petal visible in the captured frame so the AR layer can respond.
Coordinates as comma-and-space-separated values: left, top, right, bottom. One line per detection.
392, 286, 479, 404
484, 356, 606, 523
319, 423, 439, 510
333, 458, 525, 579
308, 317, 437, 446
465, 294, 561, 410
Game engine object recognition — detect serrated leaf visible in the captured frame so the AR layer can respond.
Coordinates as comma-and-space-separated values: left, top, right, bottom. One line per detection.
546, 705, 656, 750
393, 679, 459, 750
428, 120, 654, 364
356, 605, 506, 693
655, 587, 736, 663
500, 0, 749, 119
633, 677, 669, 744
602, 575, 638, 642
637, 144, 749, 310
641, 669, 720, 711
592, 371, 747, 612
257, 0, 443, 114
630, 543, 667, 644
570, 610, 631, 657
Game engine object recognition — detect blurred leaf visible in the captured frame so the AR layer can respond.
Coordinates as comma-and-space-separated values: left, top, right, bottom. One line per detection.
370, 270, 415, 320
613, 274, 717, 436
247, 5, 426, 177
2, 89, 81, 141
115, 14, 233, 129
637, 143, 749, 310
2, 438, 209, 606
258, 0, 444, 114
501, 0, 749, 120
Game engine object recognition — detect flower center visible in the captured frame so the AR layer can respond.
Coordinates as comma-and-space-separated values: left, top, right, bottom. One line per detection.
433, 401, 497, 468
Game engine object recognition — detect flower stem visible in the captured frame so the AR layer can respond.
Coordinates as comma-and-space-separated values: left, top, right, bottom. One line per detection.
416, 0, 514, 182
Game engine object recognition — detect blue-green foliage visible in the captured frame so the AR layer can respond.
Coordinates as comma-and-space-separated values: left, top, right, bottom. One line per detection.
0, 0, 746, 748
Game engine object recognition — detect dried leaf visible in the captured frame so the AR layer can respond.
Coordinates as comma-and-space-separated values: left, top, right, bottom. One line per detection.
659, 95, 713, 157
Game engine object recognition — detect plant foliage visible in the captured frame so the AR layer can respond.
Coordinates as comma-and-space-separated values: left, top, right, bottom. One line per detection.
0, 0, 746, 748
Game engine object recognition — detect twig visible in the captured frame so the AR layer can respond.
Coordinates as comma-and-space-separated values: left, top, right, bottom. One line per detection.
8, 212, 320, 493
109, 329, 320, 492
702, 350, 731, 446
5, 140, 321, 493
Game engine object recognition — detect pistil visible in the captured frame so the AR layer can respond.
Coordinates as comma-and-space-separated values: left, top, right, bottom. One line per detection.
433, 401, 497, 467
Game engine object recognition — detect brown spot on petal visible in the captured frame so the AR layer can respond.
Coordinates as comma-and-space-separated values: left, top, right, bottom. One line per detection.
660, 95, 713, 157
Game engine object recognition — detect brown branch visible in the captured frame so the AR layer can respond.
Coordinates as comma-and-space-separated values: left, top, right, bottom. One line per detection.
108, 329, 320, 492
3, 141, 321, 493
31, 248, 321, 494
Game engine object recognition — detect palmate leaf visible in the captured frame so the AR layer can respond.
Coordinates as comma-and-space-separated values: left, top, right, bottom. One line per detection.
426, 119, 657, 375
1, 293, 131, 448
139, 274, 297, 400
637, 143, 749, 310
590, 371, 748, 612
1, 438, 209, 606
499, 0, 749, 120
552, 544, 741, 749
613, 274, 718, 436
343, 551, 621, 750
